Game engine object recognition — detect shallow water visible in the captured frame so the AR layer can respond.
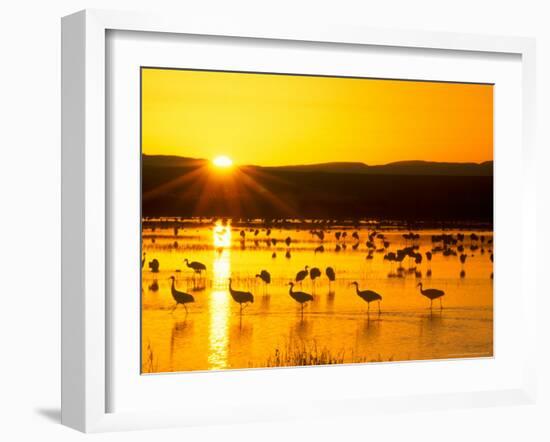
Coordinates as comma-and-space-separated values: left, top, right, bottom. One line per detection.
141, 219, 493, 373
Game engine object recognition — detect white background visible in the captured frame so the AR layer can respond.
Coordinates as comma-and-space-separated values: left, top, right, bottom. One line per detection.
0, 1, 548, 441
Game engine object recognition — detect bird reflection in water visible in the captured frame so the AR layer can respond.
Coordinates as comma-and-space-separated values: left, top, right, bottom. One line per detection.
170, 319, 194, 369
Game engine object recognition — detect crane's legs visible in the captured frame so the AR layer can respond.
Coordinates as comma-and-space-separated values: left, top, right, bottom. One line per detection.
439, 298, 443, 310
378, 300, 381, 313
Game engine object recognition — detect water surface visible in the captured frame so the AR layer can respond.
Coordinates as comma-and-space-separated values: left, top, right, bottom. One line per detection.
141, 219, 493, 373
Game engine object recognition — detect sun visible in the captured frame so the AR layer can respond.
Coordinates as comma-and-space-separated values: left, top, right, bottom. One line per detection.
212, 155, 233, 169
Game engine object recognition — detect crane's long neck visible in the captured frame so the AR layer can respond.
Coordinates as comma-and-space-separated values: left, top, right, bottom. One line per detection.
353, 283, 360, 295
171, 278, 175, 293
418, 284, 424, 295
229, 279, 234, 294
289, 284, 294, 295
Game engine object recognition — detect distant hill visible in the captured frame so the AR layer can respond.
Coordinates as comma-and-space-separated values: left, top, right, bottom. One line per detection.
142, 154, 493, 221
143, 155, 493, 176
253, 160, 492, 176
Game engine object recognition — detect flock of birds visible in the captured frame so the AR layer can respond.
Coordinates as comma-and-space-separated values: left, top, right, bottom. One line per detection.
142, 225, 492, 317
164, 259, 446, 317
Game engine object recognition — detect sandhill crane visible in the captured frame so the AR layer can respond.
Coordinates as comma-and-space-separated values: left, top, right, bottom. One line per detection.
309, 267, 321, 281
425, 251, 432, 267
184, 258, 206, 275
309, 267, 321, 292
325, 266, 336, 290
255, 270, 271, 294
295, 265, 309, 287
169, 276, 195, 313
288, 282, 313, 317
228, 278, 254, 314
285, 236, 292, 246
460, 253, 467, 269
352, 231, 359, 240
148, 258, 159, 273
417, 282, 445, 309
350, 281, 382, 313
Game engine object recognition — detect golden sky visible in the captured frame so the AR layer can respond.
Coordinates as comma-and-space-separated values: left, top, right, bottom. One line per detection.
142, 68, 493, 166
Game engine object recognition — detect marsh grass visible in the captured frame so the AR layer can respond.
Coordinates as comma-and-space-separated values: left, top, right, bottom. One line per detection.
142, 342, 158, 373
251, 338, 394, 368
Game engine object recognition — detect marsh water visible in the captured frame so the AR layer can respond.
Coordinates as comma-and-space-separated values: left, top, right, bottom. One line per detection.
141, 219, 493, 373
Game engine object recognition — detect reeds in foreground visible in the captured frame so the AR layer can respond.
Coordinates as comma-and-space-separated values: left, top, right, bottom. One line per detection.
142, 342, 158, 373
250, 338, 393, 368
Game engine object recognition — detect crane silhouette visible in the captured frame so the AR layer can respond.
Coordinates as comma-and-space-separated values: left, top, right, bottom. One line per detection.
295, 265, 309, 287
350, 281, 382, 313
148, 258, 159, 273
228, 278, 254, 314
288, 282, 313, 317
309, 267, 321, 291
325, 266, 336, 288
255, 270, 271, 294
169, 276, 195, 314
184, 258, 206, 275
417, 282, 445, 309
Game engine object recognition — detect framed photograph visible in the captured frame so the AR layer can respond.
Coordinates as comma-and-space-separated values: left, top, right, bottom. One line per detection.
61, 9, 537, 432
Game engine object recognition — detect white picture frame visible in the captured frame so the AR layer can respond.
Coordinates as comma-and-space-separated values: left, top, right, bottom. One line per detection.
61, 9, 537, 433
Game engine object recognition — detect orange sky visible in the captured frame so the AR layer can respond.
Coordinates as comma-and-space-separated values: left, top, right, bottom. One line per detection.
142, 68, 493, 166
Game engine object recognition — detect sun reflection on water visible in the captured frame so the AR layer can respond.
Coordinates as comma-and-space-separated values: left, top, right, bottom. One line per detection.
208, 220, 232, 369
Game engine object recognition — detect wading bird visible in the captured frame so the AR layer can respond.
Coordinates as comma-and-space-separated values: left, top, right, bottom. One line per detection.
417, 282, 445, 309
169, 276, 195, 314
350, 281, 382, 313
184, 258, 206, 275
148, 258, 159, 273
295, 265, 309, 286
228, 278, 254, 314
309, 267, 321, 292
288, 282, 313, 316
325, 266, 336, 285
255, 270, 271, 294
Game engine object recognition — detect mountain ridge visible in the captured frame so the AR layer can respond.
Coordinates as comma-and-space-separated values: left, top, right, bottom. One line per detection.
142, 154, 493, 176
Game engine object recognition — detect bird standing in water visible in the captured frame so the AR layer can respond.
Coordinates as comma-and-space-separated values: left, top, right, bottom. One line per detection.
325, 266, 336, 290
288, 282, 313, 318
350, 281, 382, 313
417, 282, 445, 309
169, 276, 195, 314
228, 278, 254, 314
255, 270, 271, 294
